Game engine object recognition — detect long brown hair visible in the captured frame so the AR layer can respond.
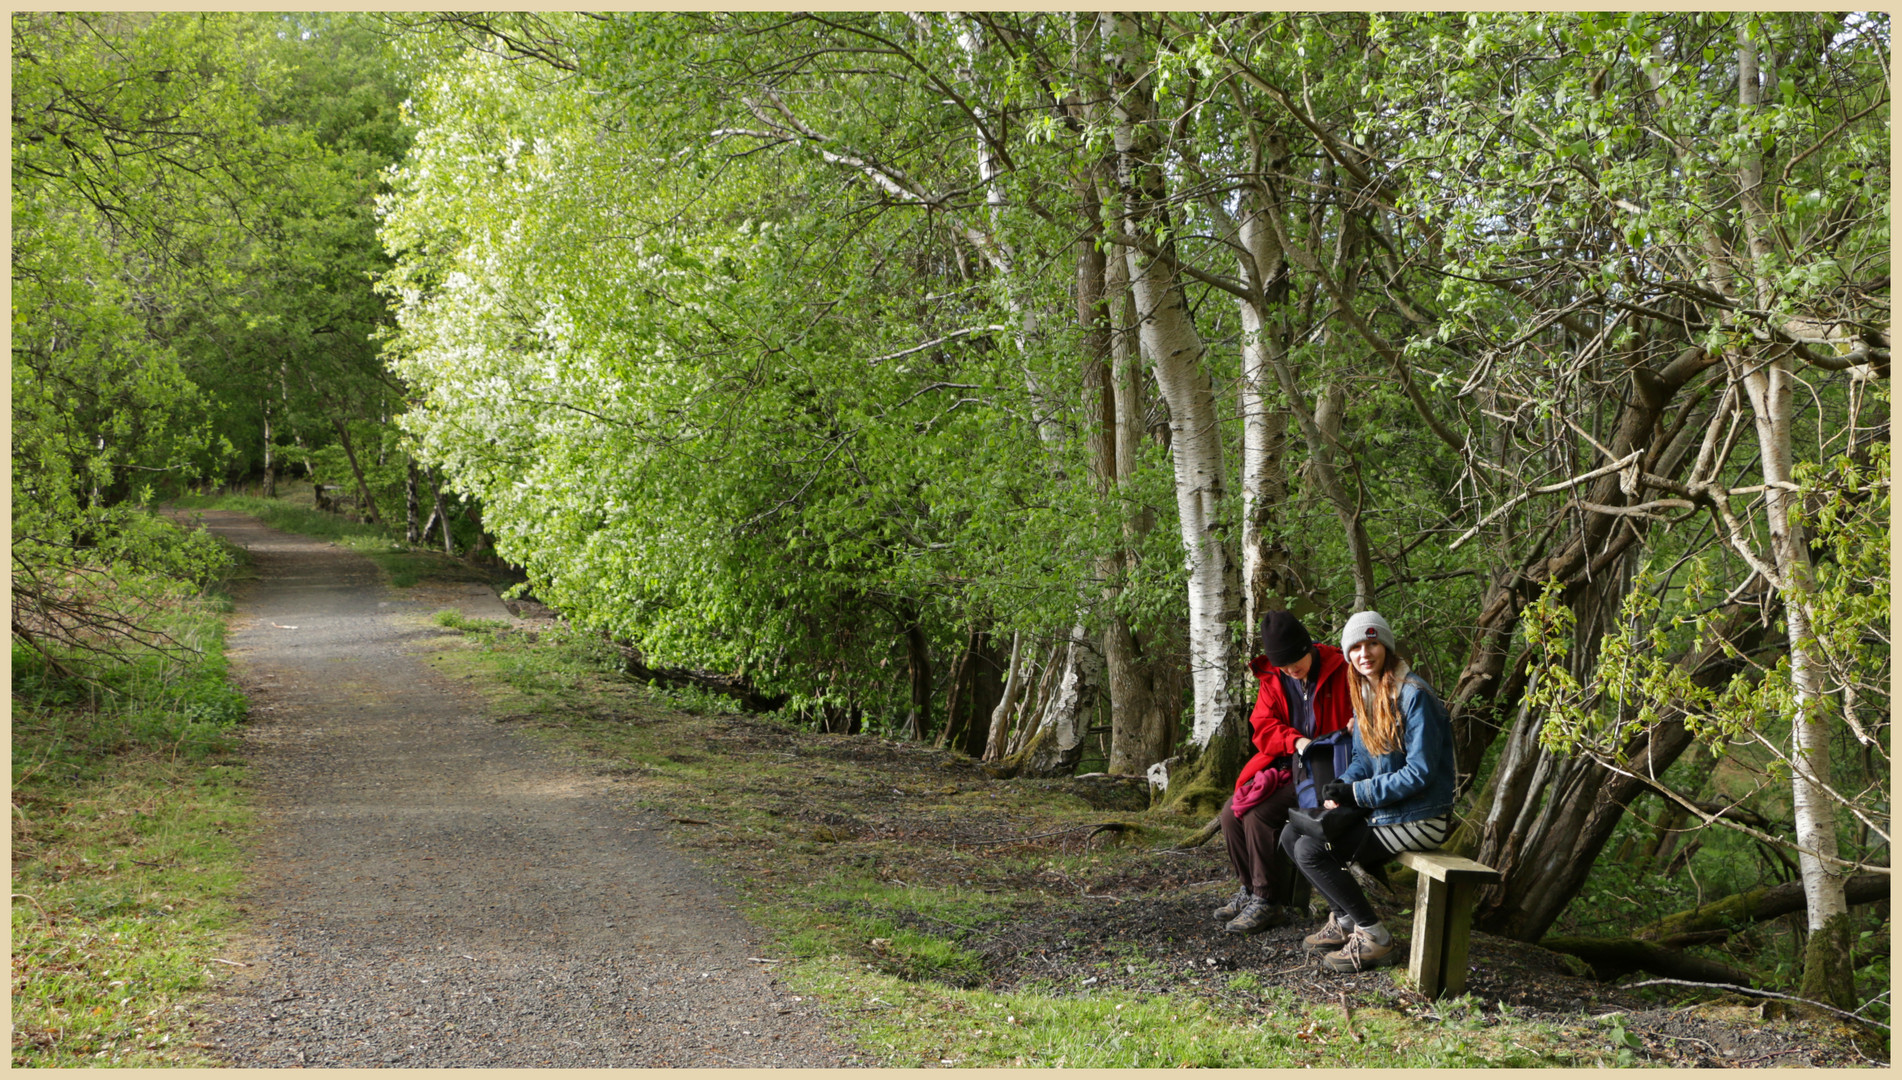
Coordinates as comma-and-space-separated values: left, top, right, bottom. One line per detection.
1347, 648, 1407, 757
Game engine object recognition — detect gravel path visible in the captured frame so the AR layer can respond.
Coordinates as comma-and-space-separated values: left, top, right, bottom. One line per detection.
191, 512, 852, 1067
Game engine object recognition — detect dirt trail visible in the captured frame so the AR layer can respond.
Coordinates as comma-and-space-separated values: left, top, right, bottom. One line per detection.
190, 512, 851, 1067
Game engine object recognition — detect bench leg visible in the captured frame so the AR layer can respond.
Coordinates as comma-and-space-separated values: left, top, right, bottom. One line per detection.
1439, 879, 1478, 997
1409, 874, 1447, 999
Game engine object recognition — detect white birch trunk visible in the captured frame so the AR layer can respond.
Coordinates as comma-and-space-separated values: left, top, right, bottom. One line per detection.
1734, 26, 1847, 941
1237, 214, 1277, 633
1740, 348, 1844, 933
982, 629, 1024, 762
1101, 11, 1240, 748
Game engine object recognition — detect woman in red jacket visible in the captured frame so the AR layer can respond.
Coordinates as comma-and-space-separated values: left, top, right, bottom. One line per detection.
1213, 610, 1355, 934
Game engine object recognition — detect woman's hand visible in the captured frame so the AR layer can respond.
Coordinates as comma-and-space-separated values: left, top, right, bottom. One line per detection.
1322, 799, 1338, 810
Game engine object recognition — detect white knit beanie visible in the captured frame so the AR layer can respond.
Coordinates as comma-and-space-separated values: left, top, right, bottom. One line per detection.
1340, 611, 1395, 655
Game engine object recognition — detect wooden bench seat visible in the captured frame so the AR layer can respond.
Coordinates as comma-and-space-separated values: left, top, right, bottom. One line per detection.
1394, 850, 1500, 998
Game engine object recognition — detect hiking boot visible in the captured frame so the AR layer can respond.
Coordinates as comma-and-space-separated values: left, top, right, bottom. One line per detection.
1223, 897, 1291, 935
1302, 912, 1354, 952
1322, 924, 1399, 973
1212, 887, 1253, 922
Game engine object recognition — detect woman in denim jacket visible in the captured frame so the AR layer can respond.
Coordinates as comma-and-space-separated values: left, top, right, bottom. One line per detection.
1280, 610, 1455, 973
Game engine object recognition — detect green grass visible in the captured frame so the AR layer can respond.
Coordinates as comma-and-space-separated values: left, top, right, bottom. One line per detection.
12, 600, 254, 1067
432, 609, 512, 633
775, 960, 1588, 1067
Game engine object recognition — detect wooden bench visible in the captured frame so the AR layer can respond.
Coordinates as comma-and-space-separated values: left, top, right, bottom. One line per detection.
1394, 850, 1500, 999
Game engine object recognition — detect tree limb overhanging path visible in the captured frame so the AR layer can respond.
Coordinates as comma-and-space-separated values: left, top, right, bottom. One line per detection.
194, 512, 850, 1067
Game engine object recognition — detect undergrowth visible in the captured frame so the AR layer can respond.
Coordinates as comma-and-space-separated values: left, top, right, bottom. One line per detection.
11, 595, 254, 1067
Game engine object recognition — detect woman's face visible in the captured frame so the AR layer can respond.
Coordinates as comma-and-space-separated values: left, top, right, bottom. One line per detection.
1348, 638, 1386, 677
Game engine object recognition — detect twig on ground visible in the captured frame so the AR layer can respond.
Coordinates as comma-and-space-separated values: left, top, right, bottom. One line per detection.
1339, 992, 1362, 1043
668, 816, 712, 825
208, 958, 250, 968
11, 893, 46, 914
1647, 1030, 1722, 1057
1621, 978, 1891, 1031
1734, 1048, 1803, 1065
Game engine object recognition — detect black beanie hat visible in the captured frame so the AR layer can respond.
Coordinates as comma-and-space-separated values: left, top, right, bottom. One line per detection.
1259, 609, 1313, 667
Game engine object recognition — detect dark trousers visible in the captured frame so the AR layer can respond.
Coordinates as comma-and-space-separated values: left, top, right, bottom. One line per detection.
1279, 816, 1392, 928
1218, 781, 1305, 903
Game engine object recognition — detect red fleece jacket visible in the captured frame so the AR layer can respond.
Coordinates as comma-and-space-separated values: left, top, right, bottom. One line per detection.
1234, 644, 1353, 796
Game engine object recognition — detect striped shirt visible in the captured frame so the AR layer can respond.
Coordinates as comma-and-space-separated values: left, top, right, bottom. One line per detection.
1373, 813, 1454, 856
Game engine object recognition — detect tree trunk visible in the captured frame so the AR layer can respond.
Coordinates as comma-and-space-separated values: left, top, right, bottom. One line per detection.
936, 630, 975, 750
261, 402, 277, 499
1102, 11, 1240, 750
901, 608, 932, 741
960, 629, 1007, 760
431, 470, 455, 554
1007, 643, 1064, 758
329, 417, 382, 525
998, 628, 1100, 778
1449, 342, 1720, 798
983, 630, 1025, 762
1103, 611, 1170, 776
1731, 25, 1851, 1009
936, 627, 1004, 758
1473, 602, 1769, 940
1235, 202, 1293, 632
1077, 204, 1172, 779
404, 457, 421, 544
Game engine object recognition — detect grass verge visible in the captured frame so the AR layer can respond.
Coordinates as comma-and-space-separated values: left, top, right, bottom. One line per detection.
11, 592, 253, 1067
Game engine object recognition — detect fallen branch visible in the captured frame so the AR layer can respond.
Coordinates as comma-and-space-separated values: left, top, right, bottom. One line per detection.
1634, 872, 1889, 943
1621, 978, 1890, 1031
1168, 815, 1222, 851
1540, 936, 1756, 984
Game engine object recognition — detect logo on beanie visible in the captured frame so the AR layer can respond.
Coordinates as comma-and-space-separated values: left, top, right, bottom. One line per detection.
1365, 627, 1379, 638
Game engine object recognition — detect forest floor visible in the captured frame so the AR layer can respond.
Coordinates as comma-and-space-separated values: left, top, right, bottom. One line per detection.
181, 508, 1883, 1067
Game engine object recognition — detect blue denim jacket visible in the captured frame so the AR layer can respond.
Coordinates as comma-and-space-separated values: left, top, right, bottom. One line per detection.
1338, 674, 1455, 826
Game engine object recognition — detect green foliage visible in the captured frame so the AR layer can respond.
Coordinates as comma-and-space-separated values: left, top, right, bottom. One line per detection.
13, 13, 417, 678
1530, 443, 1889, 856
377, 26, 1124, 728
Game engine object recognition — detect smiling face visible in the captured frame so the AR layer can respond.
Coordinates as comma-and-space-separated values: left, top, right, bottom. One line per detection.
1348, 638, 1386, 677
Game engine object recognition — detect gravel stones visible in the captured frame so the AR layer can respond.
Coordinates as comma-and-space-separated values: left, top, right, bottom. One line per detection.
188, 513, 852, 1067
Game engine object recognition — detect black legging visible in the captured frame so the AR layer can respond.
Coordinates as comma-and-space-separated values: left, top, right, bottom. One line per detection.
1278, 815, 1390, 929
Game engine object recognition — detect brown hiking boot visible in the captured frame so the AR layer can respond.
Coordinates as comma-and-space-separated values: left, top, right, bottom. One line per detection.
1302, 912, 1353, 952
1323, 924, 1399, 972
